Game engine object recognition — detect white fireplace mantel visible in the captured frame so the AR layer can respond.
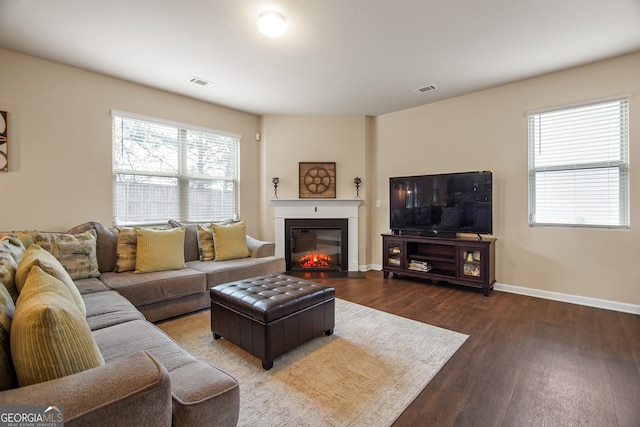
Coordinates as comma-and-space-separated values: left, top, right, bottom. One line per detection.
271, 199, 363, 271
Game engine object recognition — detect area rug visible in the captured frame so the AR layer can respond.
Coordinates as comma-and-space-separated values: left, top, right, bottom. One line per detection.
158, 299, 468, 426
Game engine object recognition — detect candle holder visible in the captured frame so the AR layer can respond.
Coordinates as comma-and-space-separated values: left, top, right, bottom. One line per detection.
272, 177, 280, 199
354, 177, 362, 199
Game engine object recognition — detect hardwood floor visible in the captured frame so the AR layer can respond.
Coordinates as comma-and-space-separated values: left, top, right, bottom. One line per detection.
312, 271, 640, 427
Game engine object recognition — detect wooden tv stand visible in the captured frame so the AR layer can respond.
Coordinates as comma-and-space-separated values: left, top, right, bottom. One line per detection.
382, 233, 496, 296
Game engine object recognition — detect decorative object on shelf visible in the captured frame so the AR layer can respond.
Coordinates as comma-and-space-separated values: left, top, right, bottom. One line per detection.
354, 177, 362, 199
299, 162, 336, 199
0, 111, 7, 172
271, 177, 280, 199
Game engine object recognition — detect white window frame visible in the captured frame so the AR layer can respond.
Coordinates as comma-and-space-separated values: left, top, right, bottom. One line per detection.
112, 110, 241, 226
527, 97, 630, 229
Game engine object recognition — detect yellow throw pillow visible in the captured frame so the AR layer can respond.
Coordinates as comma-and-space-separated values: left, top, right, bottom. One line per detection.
11, 266, 104, 387
15, 245, 86, 316
211, 221, 250, 261
134, 227, 186, 273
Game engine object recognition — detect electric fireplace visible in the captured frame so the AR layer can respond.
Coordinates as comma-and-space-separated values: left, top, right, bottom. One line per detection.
285, 218, 348, 272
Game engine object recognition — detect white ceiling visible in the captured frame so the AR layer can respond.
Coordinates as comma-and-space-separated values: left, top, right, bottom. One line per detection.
1, 0, 639, 116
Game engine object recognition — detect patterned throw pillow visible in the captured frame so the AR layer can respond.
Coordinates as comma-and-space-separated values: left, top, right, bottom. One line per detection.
0, 236, 25, 302
33, 231, 100, 280
0, 283, 17, 391
0, 256, 18, 303
211, 221, 250, 261
115, 227, 137, 272
0, 236, 26, 265
15, 245, 86, 316
134, 227, 186, 273
11, 266, 104, 387
197, 224, 215, 261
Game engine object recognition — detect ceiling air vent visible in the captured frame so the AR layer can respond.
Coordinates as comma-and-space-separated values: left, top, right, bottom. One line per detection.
414, 84, 438, 95
189, 76, 214, 87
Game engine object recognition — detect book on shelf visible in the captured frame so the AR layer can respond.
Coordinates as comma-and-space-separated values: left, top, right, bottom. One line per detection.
408, 260, 432, 272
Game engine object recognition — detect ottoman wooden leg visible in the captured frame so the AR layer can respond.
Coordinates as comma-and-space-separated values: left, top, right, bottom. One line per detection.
262, 360, 273, 370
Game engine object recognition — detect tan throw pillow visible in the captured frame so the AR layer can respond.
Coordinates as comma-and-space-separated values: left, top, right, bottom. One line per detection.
115, 227, 137, 272
0, 283, 17, 391
134, 227, 186, 273
211, 221, 250, 261
11, 266, 104, 387
11, 230, 35, 250
33, 231, 100, 280
15, 245, 86, 316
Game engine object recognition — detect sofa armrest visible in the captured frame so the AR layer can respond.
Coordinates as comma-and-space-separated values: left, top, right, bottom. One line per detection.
246, 235, 275, 258
0, 351, 172, 427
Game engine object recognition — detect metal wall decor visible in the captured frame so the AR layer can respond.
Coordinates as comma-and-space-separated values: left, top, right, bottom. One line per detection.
0, 111, 7, 171
354, 177, 362, 199
299, 162, 336, 198
272, 177, 280, 199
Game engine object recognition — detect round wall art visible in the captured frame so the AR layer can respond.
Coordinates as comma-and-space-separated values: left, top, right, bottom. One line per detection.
299, 162, 336, 198
0, 111, 7, 171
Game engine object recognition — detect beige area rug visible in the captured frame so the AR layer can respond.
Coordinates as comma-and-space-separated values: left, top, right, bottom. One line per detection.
158, 299, 468, 426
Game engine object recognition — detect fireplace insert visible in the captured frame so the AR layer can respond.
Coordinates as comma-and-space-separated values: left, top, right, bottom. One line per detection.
285, 218, 348, 272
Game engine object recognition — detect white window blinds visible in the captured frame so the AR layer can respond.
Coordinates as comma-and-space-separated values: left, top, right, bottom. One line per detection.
112, 111, 240, 225
528, 98, 629, 228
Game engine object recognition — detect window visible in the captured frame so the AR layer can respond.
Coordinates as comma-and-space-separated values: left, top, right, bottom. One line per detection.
112, 111, 240, 225
528, 98, 629, 228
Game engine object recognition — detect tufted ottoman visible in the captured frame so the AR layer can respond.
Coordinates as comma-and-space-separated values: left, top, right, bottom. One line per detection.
210, 274, 335, 370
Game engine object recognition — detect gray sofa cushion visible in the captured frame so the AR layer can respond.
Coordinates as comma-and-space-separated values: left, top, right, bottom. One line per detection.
100, 268, 206, 307
74, 277, 110, 294
187, 256, 285, 288
93, 319, 239, 426
83, 290, 145, 331
135, 293, 209, 323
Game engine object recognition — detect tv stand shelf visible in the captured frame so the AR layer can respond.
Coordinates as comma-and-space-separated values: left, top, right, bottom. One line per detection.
382, 233, 496, 296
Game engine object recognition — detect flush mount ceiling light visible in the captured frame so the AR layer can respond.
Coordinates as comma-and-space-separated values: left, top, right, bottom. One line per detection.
257, 11, 286, 37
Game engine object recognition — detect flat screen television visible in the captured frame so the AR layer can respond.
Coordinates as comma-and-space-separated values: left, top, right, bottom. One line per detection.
389, 171, 492, 236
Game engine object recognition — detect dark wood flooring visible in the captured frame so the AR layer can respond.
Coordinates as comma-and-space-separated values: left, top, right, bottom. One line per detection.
311, 271, 640, 427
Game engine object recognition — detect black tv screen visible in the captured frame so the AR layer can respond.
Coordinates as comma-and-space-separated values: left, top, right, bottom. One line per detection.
389, 171, 492, 235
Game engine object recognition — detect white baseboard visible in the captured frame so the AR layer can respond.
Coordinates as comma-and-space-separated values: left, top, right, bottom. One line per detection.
362, 266, 639, 315
493, 283, 640, 315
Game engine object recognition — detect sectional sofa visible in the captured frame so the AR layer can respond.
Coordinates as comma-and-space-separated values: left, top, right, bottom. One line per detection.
0, 220, 285, 426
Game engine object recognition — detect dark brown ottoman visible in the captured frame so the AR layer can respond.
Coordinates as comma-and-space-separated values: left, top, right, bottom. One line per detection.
210, 274, 335, 370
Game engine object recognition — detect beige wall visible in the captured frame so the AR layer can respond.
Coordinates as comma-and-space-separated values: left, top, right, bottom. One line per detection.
259, 115, 370, 266
2, 46, 638, 306
372, 52, 640, 305
0, 49, 262, 236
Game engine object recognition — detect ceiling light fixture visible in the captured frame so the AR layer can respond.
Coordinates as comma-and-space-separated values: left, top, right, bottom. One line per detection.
257, 11, 286, 38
